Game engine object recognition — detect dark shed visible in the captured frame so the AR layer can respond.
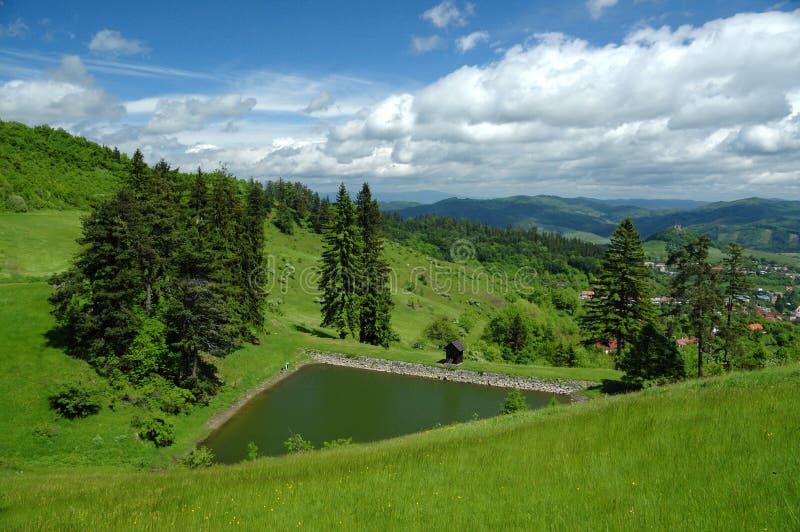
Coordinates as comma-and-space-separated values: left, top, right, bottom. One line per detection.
444, 339, 465, 365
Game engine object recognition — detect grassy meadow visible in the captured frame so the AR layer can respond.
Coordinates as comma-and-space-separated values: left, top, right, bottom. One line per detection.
0, 212, 619, 475
0, 211, 797, 529
1, 365, 798, 529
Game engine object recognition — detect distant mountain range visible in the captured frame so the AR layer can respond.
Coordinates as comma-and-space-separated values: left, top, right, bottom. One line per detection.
390, 195, 800, 253
3, 120, 798, 253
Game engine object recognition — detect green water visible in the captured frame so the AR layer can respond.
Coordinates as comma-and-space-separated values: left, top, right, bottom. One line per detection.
204, 364, 567, 463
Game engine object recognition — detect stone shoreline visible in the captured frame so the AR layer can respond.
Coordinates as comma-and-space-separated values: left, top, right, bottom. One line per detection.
303, 349, 592, 398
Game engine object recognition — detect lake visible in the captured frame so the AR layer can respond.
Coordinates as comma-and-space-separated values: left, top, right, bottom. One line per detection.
204, 363, 568, 463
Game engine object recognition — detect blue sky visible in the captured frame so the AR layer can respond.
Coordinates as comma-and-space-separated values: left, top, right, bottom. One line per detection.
1, 0, 799, 199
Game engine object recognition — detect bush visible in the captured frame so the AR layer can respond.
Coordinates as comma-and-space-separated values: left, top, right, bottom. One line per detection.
246, 441, 259, 461
423, 316, 460, 348
138, 416, 175, 447
49, 381, 103, 419
182, 446, 215, 468
322, 437, 352, 449
284, 433, 314, 453
500, 389, 528, 415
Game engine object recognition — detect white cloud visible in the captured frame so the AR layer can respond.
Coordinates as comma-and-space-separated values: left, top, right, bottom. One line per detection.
412, 35, 444, 53
238, 11, 800, 199
303, 90, 335, 114
422, 1, 474, 28
586, 0, 618, 20
456, 31, 489, 52
89, 29, 148, 56
0, 55, 123, 125
146, 94, 257, 134
0, 18, 29, 38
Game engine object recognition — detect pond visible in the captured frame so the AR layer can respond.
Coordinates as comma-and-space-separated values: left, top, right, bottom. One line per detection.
204, 364, 568, 463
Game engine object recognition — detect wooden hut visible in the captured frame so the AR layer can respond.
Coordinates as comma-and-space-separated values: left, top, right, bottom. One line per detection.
444, 340, 465, 365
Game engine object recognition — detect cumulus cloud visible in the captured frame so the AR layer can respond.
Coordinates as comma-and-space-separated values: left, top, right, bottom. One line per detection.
0, 18, 29, 38
456, 31, 489, 52
412, 35, 443, 53
89, 29, 148, 56
586, 0, 618, 20
0, 55, 124, 125
302, 90, 335, 114
422, 1, 474, 28
240, 11, 800, 199
146, 94, 256, 134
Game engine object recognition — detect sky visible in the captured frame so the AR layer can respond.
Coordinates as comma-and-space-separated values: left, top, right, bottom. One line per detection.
1, 0, 800, 200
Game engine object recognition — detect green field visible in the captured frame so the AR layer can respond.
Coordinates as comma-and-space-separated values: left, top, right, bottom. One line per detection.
1, 365, 798, 529
1, 211, 798, 529
0, 212, 619, 474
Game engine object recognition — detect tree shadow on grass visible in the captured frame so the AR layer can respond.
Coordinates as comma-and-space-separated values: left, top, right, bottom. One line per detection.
44, 325, 72, 350
587, 378, 643, 395
292, 323, 338, 339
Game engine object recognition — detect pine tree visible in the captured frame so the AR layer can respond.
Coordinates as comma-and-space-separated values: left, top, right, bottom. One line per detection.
720, 243, 750, 369
356, 183, 394, 347
165, 224, 237, 392
668, 235, 722, 378
621, 323, 686, 385
580, 218, 654, 361
241, 180, 268, 330
319, 183, 362, 339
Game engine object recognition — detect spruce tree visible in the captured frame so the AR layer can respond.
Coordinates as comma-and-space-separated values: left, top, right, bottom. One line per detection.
356, 183, 394, 347
621, 323, 686, 385
720, 243, 750, 369
668, 236, 722, 378
580, 218, 654, 360
319, 183, 362, 339
241, 180, 269, 330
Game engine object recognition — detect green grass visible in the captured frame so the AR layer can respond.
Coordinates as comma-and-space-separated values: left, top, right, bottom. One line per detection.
0, 282, 308, 473
0, 211, 83, 281
0, 212, 618, 474
1, 365, 797, 529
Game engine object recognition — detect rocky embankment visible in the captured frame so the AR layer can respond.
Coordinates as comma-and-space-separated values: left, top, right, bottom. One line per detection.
303, 349, 592, 397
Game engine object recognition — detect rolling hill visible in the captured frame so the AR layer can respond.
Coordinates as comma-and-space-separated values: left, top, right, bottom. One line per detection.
394, 195, 800, 252
0, 121, 127, 211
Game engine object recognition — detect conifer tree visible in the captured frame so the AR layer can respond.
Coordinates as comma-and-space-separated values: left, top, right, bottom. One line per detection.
319, 183, 362, 339
356, 183, 394, 347
241, 180, 268, 330
720, 243, 750, 369
580, 218, 654, 360
668, 236, 722, 378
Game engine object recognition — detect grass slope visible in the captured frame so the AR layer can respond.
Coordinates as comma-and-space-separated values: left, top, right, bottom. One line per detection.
0, 211, 83, 281
0, 212, 618, 473
1, 365, 798, 529
0, 121, 125, 211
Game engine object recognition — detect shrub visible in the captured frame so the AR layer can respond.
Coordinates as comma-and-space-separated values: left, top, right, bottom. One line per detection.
49, 381, 103, 419
423, 316, 460, 348
500, 389, 528, 415
182, 446, 215, 468
246, 441, 259, 461
32, 421, 60, 440
138, 416, 175, 447
322, 437, 352, 449
284, 433, 314, 453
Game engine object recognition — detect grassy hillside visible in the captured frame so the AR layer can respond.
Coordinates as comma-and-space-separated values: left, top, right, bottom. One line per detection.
0, 121, 126, 211
1, 365, 797, 529
0, 211, 618, 473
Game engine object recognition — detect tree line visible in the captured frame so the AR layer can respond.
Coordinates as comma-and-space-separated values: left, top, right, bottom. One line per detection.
580, 218, 800, 385
49, 151, 268, 403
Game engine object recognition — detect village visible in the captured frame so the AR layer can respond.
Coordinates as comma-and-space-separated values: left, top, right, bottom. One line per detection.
580, 255, 800, 353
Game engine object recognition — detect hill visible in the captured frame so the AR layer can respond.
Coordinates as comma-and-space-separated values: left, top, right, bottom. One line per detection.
0, 121, 127, 211
1, 364, 797, 528
395, 195, 800, 253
